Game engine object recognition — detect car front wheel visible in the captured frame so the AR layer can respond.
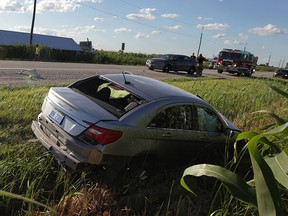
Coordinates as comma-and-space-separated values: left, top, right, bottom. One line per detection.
188, 66, 196, 75
162, 65, 171, 73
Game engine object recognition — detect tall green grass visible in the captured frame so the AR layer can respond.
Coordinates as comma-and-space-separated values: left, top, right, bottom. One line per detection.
164, 77, 288, 131
0, 77, 287, 215
0, 85, 49, 144
181, 85, 288, 215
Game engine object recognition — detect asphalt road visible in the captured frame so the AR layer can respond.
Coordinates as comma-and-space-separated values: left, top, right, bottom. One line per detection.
0, 60, 274, 85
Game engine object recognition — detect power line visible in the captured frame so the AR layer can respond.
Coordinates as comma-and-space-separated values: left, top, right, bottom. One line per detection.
118, 0, 196, 27
74, 1, 198, 39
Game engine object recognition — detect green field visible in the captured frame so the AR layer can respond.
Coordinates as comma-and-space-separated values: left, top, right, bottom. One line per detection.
1, 77, 288, 215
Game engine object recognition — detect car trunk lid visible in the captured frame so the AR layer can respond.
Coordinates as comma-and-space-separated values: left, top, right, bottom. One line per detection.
41, 87, 118, 136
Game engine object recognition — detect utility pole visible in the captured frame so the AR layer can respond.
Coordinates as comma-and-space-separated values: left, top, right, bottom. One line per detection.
30, 0, 37, 45
197, 26, 204, 57
278, 59, 282, 68
267, 53, 271, 66
281, 58, 285, 68
243, 43, 247, 53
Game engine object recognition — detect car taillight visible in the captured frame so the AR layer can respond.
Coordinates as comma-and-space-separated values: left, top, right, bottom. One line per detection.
83, 123, 123, 145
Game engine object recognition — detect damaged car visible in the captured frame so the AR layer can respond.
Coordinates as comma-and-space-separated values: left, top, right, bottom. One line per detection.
32, 73, 240, 171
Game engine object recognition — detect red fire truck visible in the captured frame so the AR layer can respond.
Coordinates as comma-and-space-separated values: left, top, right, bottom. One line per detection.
216, 48, 258, 77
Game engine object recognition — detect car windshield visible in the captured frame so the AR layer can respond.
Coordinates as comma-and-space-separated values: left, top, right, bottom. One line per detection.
159, 55, 170, 60
219, 51, 242, 61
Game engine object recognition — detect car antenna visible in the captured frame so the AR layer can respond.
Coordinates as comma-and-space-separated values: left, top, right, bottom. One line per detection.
122, 71, 130, 84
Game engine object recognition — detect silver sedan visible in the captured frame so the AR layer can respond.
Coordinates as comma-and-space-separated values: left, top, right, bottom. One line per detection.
32, 73, 240, 171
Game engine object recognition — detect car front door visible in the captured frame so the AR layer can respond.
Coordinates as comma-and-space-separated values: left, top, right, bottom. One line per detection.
174, 56, 187, 71
194, 105, 231, 163
147, 104, 199, 164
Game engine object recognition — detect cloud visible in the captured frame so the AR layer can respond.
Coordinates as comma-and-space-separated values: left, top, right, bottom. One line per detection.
166, 25, 183, 30
12, 25, 71, 37
197, 16, 213, 20
224, 39, 241, 45
134, 33, 149, 39
238, 33, 248, 40
249, 24, 288, 36
12, 25, 32, 33
94, 17, 104, 22
114, 27, 132, 33
140, 8, 157, 14
0, 0, 27, 13
151, 30, 161, 34
221, 33, 247, 45
127, 8, 157, 20
0, 0, 103, 13
73, 25, 106, 34
212, 33, 226, 39
11, 24, 105, 38
36, 0, 79, 13
161, 13, 178, 19
197, 23, 229, 31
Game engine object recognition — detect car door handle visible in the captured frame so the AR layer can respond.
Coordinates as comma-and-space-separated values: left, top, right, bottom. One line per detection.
161, 132, 173, 137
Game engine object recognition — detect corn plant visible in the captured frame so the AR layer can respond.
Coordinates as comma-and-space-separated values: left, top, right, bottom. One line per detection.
181, 85, 288, 216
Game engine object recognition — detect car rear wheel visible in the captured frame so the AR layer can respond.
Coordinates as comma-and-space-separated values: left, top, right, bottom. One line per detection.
104, 155, 158, 195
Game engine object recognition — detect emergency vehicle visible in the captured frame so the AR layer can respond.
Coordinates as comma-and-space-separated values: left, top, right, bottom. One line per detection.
216, 48, 258, 76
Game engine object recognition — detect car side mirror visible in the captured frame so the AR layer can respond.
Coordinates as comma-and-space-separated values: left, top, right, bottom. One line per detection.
224, 128, 235, 137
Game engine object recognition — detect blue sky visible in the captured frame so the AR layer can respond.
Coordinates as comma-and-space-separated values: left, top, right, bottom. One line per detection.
0, 0, 287, 66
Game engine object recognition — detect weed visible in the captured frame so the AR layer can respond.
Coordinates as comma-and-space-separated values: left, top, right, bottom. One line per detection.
1, 78, 288, 215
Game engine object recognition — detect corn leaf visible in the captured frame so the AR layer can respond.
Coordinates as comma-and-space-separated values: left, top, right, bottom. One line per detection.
265, 151, 288, 189
268, 84, 288, 99
236, 131, 258, 141
252, 110, 286, 125
248, 135, 284, 216
181, 164, 257, 206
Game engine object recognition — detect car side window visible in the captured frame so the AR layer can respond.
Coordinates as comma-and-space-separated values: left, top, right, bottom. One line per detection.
196, 106, 223, 132
148, 105, 193, 130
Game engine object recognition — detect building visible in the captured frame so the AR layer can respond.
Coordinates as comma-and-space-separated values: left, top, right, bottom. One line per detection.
0, 29, 82, 51
79, 40, 93, 53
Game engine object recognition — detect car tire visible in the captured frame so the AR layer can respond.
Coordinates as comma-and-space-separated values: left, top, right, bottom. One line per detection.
120, 157, 153, 194
104, 155, 158, 195
187, 66, 195, 75
217, 69, 223, 73
162, 65, 171, 73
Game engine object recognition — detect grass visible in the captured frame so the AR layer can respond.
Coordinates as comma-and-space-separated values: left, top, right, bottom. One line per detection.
0, 77, 288, 215
164, 77, 288, 131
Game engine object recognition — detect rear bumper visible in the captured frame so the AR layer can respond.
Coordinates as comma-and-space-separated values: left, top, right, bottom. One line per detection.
31, 120, 104, 170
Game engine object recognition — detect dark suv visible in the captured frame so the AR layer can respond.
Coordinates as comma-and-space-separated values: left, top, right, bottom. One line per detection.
146, 54, 197, 74
273, 69, 288, 79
